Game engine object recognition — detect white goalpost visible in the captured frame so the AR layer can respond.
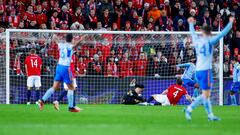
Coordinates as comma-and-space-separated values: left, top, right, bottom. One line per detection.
3, 29, 223, 105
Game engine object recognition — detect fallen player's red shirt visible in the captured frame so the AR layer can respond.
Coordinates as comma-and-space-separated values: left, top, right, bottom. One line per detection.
167, 84, 187, 105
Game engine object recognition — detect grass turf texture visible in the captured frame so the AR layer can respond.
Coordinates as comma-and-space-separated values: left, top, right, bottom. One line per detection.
0, 105, 239, 135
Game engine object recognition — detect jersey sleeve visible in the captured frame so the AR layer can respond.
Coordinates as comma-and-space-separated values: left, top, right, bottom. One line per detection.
209, 22, 233, 46
189, 23, 198, 42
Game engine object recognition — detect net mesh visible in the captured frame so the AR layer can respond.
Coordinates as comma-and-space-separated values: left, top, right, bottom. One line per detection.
5, 31, 220, 105
0, 33, 6, 104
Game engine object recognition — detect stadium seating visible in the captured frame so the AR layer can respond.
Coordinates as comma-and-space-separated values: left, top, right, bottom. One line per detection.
0, 0, 239, 77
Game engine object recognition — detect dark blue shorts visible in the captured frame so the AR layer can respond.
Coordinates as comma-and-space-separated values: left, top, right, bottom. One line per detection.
182, 79, 196, 87
231, 82, 240, 93
54, 64, 73, 84
196, 69, 213, 90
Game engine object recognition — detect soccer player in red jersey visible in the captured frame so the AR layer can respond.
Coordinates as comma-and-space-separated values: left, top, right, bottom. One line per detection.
24, 49, 42, 105
142, 78, 192, 106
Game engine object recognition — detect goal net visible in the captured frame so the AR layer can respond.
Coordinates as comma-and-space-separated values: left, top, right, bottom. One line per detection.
3, 29, 223, 105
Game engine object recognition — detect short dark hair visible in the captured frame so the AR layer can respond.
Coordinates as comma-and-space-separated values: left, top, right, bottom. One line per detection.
30, 49, 36, 54
135, 84, 145, 89
201, 25, 212, 35
233, 57, 239, 62
66, 33, 73, 42
176, 78, 183, 85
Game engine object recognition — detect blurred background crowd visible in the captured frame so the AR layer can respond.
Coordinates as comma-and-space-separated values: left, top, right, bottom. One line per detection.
0, 0, 239, 78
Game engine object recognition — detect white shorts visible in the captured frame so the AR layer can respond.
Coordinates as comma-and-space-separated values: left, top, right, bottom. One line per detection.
63, 78, 77, 89
153, 94, 170, 106
27, 76, 41, 88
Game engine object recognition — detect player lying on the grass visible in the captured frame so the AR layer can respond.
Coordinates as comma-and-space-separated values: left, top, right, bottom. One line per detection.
229, 58, 240, 105
122, 83, 145, 105
184, 16, 234, 121
140, 78, 192, 106
53, 54, 78, 110
24, 49, 42, 105
38, 34, 84, 112
176, 63, 200, 100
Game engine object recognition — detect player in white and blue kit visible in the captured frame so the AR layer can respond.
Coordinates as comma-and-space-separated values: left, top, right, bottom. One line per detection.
38, 34, 82, 112
184, 17, 234, 121
176, 63, 200, 99
230, 58, 240, 105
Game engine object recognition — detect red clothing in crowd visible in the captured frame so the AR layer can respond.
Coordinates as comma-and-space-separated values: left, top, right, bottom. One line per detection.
119, 59, 134, 78
76, 61, 87, 75
134, 59, 147, 76
47, 42, 59, 60
106, 62, 118, 77
24, 11, 36, 22
5, 15, 20, 27
36, 12, 47, 25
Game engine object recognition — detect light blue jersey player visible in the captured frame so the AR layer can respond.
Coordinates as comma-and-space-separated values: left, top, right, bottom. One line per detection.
176, 63, 200, 99
38, 34, 83, 112
176, 63, 197, 87
230, 58, 240, 105
184, 17, 234, 121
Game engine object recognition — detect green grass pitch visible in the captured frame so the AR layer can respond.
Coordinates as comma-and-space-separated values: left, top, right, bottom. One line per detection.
0, 104, 239, 135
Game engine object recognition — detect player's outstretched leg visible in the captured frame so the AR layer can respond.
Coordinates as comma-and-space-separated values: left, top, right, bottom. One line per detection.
38, 87, 55, 110
185, 95, 204, 120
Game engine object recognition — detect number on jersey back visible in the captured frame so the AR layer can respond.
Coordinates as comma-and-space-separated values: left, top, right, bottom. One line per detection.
167, 84, 187, 105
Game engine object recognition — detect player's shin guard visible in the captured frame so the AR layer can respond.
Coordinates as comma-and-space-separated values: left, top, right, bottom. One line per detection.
187, 95, 203, 112
58, 90, 68, 101
27, 90, 31, 102
42, 87, 55, 102
67, 90, 74, 108
202, 97, 214, 117
230, 95, 237, 105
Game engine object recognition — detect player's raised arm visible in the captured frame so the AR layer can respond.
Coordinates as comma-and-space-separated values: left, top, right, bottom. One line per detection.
72, 35, 87, 48
176, 63, 191, 68
188, 17, 198, 41
209, 17, 234, 46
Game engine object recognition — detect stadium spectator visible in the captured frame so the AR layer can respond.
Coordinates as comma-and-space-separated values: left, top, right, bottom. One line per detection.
134, 52, 147, 76
87, 54, 104, 75
106, 56, 118, 77
147, 5, 161, 22
100, 8, 113, 28
230, 30, 240, 56
35, 5, 47, 26
72, 7, 85, 25
173, 9, 186, 30
119, 54, 134, 78
76, 56, 87, 76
